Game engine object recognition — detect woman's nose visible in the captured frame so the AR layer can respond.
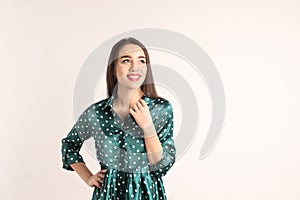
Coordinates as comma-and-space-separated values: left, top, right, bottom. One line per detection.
129, 60, 139, 70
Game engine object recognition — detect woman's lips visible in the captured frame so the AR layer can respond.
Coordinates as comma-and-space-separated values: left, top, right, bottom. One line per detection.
127, 74, 141, 82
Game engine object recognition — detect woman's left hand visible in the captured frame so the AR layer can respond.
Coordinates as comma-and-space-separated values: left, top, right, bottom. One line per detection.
129, 98, 153, 130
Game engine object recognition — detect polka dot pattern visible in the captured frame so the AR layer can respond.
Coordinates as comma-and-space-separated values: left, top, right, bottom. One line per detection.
61, 94, 176, 200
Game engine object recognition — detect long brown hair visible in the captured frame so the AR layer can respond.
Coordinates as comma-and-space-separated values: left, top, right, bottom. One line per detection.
106, 37, 165, 100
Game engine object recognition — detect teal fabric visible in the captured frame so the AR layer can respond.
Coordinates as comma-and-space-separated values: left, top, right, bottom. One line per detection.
61, 93, 176, 200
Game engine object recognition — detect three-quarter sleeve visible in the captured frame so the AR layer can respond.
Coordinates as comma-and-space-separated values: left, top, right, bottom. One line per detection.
61, 106, 92, 171
148, 101, 176, 178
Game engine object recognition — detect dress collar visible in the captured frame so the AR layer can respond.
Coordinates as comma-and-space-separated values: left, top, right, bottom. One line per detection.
102, 92, 154, 110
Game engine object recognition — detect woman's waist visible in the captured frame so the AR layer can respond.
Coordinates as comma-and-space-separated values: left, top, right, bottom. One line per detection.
99, 160, 150, 173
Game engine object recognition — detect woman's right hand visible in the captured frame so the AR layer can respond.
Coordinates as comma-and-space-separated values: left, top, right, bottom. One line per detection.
85, 169, 108, 189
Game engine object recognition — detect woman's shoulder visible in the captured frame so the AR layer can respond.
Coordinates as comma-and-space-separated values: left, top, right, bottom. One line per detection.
78, 98, 110, 116
93, 97, 110, 107
150, 96, 173, 113
154, 97, 171, 106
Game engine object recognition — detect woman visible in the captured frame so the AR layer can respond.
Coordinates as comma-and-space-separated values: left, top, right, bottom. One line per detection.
61, 37, 176, 200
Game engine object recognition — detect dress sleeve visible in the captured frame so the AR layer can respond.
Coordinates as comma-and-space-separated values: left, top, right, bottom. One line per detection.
61, 106, 92, 171
148, 101, 176, 178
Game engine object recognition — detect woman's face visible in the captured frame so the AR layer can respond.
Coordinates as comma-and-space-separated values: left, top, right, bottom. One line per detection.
115, 44, 147, 89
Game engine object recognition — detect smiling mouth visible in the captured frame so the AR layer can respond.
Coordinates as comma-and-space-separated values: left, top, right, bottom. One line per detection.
127, 74, 141, 82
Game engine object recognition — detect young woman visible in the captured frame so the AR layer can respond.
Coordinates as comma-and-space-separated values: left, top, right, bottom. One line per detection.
61, 37, 176, 200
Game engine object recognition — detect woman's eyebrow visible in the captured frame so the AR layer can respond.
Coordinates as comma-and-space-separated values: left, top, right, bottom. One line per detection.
120, 55, 146, 59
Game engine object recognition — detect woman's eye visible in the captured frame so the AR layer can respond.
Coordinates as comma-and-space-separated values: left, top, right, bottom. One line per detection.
121, 59, 145, 64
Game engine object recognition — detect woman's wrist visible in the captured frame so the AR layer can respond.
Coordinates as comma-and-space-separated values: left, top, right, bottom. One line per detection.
142, 123, 157, 138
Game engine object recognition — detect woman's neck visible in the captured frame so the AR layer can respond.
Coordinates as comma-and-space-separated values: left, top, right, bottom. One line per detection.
115, 85, 144, 109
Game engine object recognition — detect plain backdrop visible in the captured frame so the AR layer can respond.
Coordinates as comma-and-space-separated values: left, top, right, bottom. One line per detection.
1, 0, 300, 199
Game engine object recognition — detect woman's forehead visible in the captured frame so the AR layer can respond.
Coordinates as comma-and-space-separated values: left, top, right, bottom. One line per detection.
118, 44, 145, 57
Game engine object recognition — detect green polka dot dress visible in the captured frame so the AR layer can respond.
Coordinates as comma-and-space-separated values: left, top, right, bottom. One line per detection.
61, 93, 176, 200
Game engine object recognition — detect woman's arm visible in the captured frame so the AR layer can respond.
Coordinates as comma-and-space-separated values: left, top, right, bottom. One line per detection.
129, 98, 176, 175
61, 104, 107, 188
70, 162, 93, 183
143, 124, 163, 164
70, 162, 107, 189
129, 98, 163, 164
146, 101, 176, 178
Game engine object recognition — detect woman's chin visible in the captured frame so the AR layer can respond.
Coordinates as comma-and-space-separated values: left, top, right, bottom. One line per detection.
121, 78, 145, 89
119, 81, 142, 89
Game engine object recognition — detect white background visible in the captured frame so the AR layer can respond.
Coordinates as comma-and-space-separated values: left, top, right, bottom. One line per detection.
1, 0, 300, 199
